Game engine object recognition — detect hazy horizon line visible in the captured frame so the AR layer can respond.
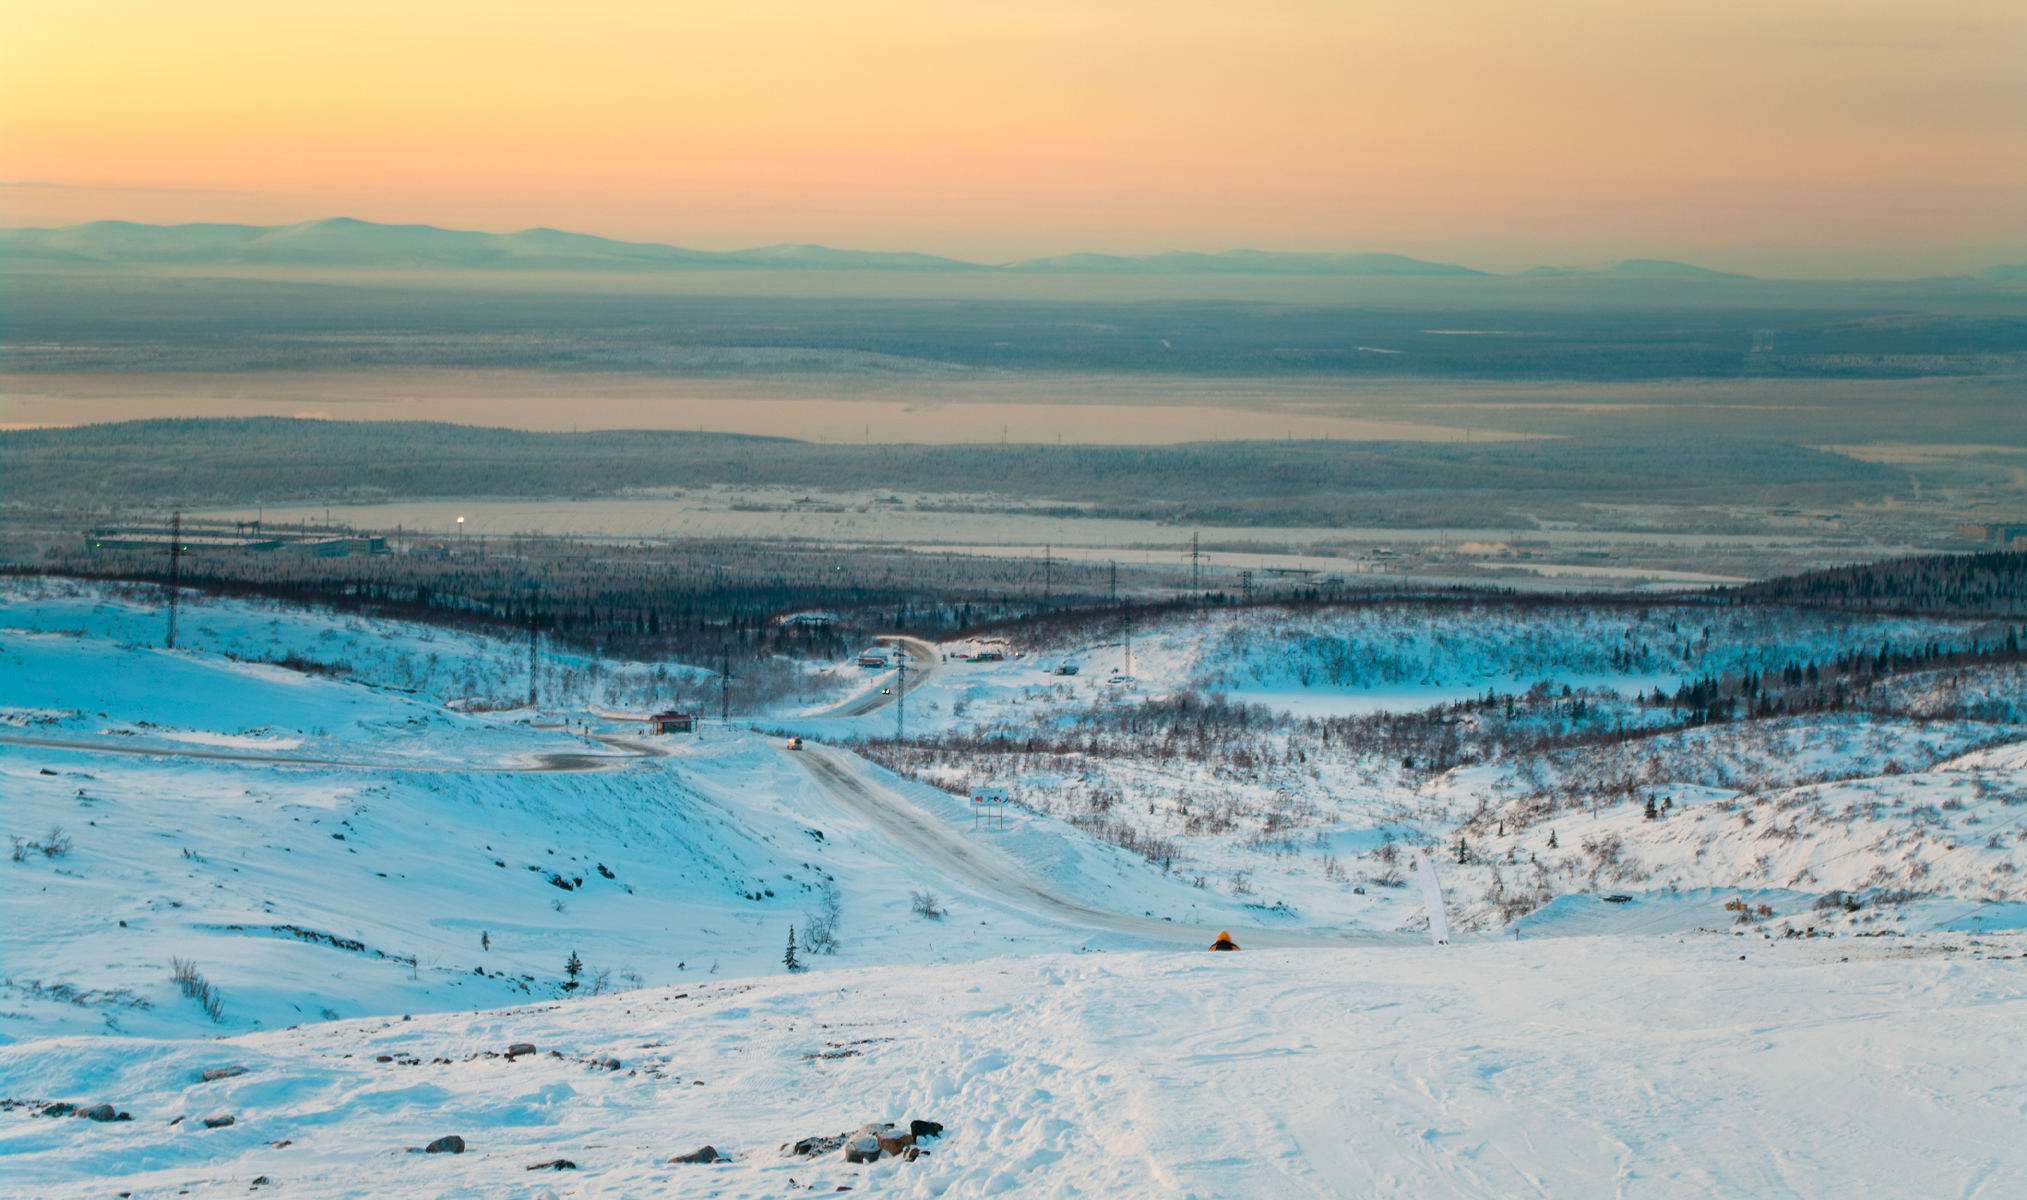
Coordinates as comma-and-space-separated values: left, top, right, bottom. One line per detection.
7, 214, 2022, 283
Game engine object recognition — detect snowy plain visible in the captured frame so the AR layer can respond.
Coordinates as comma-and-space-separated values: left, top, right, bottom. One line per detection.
4, 581, 2025, 1197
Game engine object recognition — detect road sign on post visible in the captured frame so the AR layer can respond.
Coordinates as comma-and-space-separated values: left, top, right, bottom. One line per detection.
972, 787, 1010, 830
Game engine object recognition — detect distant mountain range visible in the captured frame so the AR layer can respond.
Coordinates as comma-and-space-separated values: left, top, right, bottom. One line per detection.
1517, 259, 1752, 280
0, 217, 1779, 279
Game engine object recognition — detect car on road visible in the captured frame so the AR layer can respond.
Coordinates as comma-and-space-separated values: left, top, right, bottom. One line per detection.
881, 686, 892, 695
786, 736, 804, 750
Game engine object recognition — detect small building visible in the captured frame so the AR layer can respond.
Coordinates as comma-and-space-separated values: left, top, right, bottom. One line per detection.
652, 712, 695, 734
858, 651, 890, 668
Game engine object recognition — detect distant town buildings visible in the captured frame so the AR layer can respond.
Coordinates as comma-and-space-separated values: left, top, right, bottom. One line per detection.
1957, 524, 2026, 545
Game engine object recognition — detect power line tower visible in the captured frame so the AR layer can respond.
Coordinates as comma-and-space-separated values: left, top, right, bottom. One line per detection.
1240, 569, 1254, 605
523, 581, 543, 710
527, 610, 541, 709
719, 647, 732, 724
1042, 544, 1052, 605
1122, 602, 1134, 680
894, 648, 908, 738
1182, 532, 1207, 593
161, 511, 189, 649
1108, 561, 1117, 603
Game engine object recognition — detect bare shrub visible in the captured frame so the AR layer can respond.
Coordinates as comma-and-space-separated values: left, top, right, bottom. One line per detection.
909, 889, 943, 919
14, 829, 73, 861
803, 880, 842, 955
3, 977, 152, 1010
170, 957, 225, 1023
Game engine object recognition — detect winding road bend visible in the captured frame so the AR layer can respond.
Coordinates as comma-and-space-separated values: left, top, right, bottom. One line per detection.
788, 742, 1398, 950
823, 635, 940, 717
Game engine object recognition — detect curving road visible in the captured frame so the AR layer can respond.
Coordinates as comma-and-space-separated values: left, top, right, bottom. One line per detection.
788, 742, 1398, 950
822, 635, 940, 718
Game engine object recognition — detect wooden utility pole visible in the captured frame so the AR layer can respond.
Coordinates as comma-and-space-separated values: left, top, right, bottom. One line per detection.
720, 647, 731, 723
1042, 544, 1052, 604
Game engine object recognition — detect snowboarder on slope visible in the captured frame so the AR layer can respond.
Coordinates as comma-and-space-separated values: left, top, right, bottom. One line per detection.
1208, 930, 1240, 951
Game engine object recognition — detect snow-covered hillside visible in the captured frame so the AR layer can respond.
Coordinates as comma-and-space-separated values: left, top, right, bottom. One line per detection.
4, 936, 2021, 1199
842, 604, 2027, 936
0, 577, 851, 717
2, 595, 1339, 1046
7, 579, 2026, 1197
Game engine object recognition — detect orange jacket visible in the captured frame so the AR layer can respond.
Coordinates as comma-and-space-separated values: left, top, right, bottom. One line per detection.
1209, 931, 1240, 951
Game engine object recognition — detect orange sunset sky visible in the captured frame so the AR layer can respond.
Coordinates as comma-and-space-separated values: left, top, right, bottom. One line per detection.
3, 0, 2021, 276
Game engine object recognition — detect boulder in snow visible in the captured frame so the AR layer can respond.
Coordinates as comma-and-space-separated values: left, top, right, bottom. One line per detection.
669, 1145, 723, 1163
785, 1134, 846, 1157
876, 1131, 917, 1157
424, 1135, 465, 1154
202, 1111, 235, 1129
526, 1158, 577, 1171
200, 1066, 248, 1082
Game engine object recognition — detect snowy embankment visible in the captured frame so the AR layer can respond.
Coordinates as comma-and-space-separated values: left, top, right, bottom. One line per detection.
4, 937, 2021, 1199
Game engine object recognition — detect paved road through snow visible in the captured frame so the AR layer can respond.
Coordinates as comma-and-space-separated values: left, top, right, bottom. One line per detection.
789, 742, 1400, 950
821, 635, 939, 717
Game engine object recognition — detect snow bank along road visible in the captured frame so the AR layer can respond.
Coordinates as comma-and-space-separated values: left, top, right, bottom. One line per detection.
0, 730, 659, 773
4, 935, 2018, 1200
791, 744, 1395, 950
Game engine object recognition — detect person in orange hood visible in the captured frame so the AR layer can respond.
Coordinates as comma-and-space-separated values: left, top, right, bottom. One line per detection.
1209, 931, 1240, 951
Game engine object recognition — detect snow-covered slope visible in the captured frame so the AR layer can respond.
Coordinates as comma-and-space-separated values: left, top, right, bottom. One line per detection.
7, 579, 2025, 1197
1, 601, 1314, 1045
4, 936, 2021, 1199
